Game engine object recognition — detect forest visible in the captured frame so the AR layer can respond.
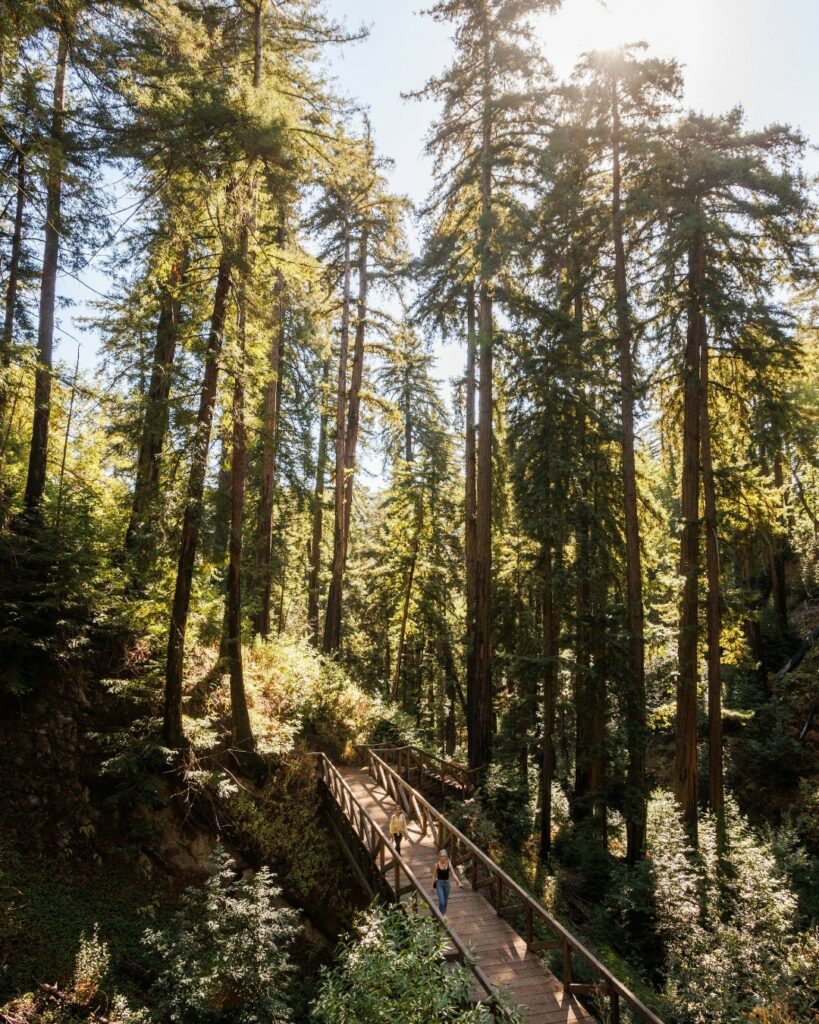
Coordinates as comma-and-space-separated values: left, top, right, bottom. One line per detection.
0, 0, 818, 1022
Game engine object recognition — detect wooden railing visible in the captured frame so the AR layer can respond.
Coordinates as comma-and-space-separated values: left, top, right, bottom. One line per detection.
362, 745, 664, 1024
367, 742, 480, 797
311, 752, 517, 1022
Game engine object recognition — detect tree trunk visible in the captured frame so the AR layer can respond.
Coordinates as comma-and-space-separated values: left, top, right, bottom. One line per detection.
226, 278, 254, 750
611, 76, 646, 863
55, 346, 79, 535
464, 280, 478, 754
0, 147, 25, 430
539, 543, 560, 863
674, 220, 705, 842
700, 334, 723, 819
307, 358, 330, 645
590, 581, 608, 843
124, 249, 188, 557
470, 11, 494, 777
252, 220, 285, 637
211, 422, 231, 563
322, 226, 352, 654
340, 227, 369, 563
770, 449, 788, 636
572, 496, 593, 821
164, 254, 232, 748
392, 532, 419, 700
23, 32, 68, 518
571, 291, 593, 823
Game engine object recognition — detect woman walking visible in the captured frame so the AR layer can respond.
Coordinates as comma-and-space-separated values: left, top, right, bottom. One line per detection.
389, 804, 408, 855
431, 848, 462, 919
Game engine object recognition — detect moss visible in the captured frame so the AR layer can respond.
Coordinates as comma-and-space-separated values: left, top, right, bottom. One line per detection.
0, 840, 168, 1005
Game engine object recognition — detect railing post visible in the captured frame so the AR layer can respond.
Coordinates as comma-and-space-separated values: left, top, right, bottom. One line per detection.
496, 874, 503, 913
563, 942, 573, 992
610, 988, 620, 1024
526, 905, 533, 946
394, 858, 400, 904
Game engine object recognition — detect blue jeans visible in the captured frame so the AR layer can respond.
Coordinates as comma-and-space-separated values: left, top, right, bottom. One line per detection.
436, 879, 451, 915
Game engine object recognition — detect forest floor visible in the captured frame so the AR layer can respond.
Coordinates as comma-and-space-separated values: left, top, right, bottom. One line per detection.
0, 643, 371, 1012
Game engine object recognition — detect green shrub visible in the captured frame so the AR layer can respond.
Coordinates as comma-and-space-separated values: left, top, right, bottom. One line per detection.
142, 846, 297, 1023
311, 905, 519, 1023
231, 753, 354, 923
481, 762, 536, 848
606, 791, 803, 1024
244, 638, 415, 761
554, 817, 613, 902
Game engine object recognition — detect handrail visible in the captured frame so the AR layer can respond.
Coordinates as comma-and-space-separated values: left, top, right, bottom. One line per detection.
310, 752, 517, 1022
362, 745, 664, 1024
369, 743, 480, 796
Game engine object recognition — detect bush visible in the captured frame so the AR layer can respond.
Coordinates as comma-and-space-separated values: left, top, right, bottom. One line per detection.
231, 752, 355, 926
311, 905, 519, 1023
244, 638, 416, 761
142, 846, 297, 1023
480, 762, 536, 849
554, 817, 613, 902
606, 791, 804, 1024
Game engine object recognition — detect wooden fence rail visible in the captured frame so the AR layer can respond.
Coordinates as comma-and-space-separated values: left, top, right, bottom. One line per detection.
367, 742, 480, 797
361, 745, 664, 1024
311, 752, 518, 1022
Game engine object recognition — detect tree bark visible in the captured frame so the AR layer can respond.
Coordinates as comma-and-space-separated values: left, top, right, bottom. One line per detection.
124, 249, 187, 557
610, 75, 647, 863
164, 254, 232, 748
700, 333, 722, 818
226, 285, 253, 751
23, 31, 68, 518
470, 7, 494, 777
770, 449, 788, 636
539, 542, 560, 863
392, 532, 419, 700
252, 220, 285, 637
322, 225, 352, 654
340, 226, 369, 564
307, 358, 330, 646
464, 280, 478, 753
0, 147, 25, 431
571, 291, 593, 823
674, 220, 705, 842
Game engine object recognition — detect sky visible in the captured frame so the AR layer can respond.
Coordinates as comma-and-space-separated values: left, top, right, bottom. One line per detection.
55, 0, 819, 382
321, 0, 819, 383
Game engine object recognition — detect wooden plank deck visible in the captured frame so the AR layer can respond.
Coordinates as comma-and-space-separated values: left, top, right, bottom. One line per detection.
340, 766, 595, 1024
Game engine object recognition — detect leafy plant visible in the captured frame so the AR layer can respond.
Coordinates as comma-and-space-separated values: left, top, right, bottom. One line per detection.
311, 905, 519, 1023
142, 846, 297, 1023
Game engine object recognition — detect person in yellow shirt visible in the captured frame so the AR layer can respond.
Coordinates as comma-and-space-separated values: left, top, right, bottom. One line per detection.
389, 804, 409, 854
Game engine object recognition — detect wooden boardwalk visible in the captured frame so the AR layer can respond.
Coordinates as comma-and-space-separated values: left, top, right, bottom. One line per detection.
340, 765, 595, 1024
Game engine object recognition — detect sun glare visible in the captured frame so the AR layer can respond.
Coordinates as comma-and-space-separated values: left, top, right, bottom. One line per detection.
540, 0, 725, 77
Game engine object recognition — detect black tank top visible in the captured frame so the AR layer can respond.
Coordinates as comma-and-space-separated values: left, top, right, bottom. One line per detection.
436, 861, 450, 880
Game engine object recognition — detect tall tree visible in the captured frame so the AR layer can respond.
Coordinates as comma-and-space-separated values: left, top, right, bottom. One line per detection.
124, 242, 188, 560
654, 110, 811, 837
414, 0, 558, 776
23, 28, 68, 518
575, 45, 682, 861
164, 253, 232, 747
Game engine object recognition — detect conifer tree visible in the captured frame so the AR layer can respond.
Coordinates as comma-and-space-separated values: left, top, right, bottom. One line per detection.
414, 0, 558, 776
653, 110, 811, 836
573, 44, 682, 861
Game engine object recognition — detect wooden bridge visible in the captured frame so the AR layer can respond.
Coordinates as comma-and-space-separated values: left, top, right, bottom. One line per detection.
314, 744, 664, 1024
